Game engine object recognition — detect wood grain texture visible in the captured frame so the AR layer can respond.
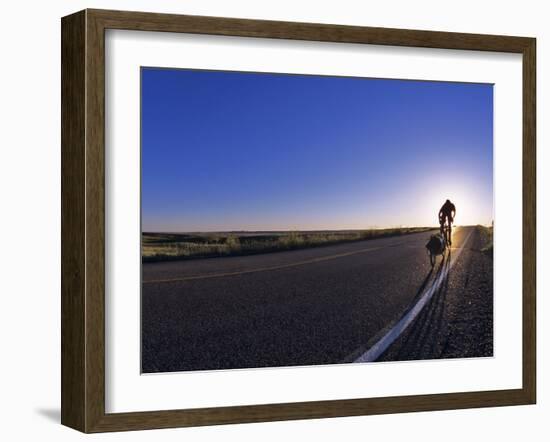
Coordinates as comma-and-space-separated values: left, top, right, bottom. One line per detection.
60, 8, 537, 433
89, 8, 532, 53
61, 10, 86, 432
90, 389, 529, 433
522, 38, 536, 404
84, 10, 107, 432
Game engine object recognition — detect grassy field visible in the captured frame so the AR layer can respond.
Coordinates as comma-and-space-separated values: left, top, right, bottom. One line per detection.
142, 227, 434, 262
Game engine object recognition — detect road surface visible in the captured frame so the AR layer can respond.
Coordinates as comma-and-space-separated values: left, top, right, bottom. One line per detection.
142, 226, 493, 373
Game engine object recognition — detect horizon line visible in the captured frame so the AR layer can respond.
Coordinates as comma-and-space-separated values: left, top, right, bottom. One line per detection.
142, 223, 491, 234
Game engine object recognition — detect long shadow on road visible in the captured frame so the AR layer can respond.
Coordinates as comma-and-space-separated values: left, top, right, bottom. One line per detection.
343, 258, 440, 363
379, 249, 453, 361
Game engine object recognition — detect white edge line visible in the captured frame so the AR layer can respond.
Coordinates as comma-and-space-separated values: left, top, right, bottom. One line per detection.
354, 229, 474, 363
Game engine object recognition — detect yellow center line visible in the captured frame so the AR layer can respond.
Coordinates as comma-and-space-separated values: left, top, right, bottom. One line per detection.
142, 228, 467, 285
143, 245, 384, 284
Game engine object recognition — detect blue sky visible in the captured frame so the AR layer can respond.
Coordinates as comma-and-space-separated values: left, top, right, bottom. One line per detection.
141, 68, 493, 232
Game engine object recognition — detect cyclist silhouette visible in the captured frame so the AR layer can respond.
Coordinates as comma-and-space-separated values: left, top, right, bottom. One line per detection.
439, 199, 456, 245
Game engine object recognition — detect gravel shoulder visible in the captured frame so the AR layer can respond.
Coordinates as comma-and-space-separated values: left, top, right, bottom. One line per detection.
378, 225, 493, 361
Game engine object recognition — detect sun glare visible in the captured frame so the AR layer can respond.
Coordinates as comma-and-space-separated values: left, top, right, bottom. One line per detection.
420, 183, 491, 227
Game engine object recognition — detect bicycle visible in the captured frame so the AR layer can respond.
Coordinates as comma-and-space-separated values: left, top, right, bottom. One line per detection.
441, 221, 452, 248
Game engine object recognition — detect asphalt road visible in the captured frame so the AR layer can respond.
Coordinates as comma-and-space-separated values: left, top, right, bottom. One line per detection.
141, 226, 493, 373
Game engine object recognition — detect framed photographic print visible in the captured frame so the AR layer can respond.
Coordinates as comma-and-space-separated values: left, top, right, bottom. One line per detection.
61, 9, 536, 433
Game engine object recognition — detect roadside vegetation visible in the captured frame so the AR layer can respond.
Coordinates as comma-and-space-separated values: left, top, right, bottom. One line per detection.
479, 224, 494, 257
142, 227, 434, 262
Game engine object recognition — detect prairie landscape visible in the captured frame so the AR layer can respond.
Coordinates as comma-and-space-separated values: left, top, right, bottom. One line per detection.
142, 227, 433, 262
140, 67, 494, 373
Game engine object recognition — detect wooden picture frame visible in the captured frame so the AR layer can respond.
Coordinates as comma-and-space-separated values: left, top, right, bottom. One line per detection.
61, 8, 536, 433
